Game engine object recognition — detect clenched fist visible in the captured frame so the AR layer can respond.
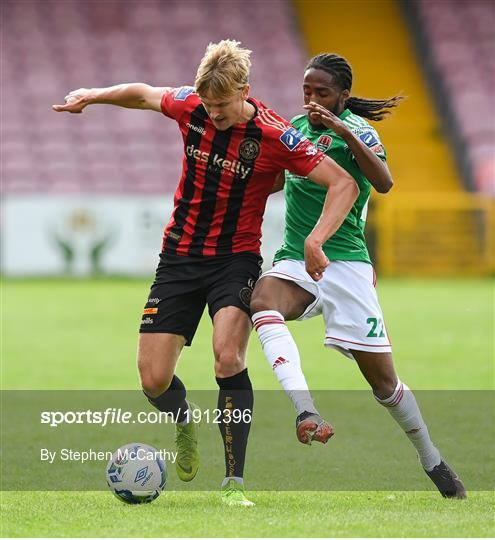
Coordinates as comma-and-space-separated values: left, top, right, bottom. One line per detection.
304, 235, 330, 282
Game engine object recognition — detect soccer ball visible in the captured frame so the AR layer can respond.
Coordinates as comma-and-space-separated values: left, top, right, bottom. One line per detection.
106, 442, 167, 504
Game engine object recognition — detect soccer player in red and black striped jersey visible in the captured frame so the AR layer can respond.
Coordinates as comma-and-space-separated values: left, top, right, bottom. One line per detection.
53, 40, 359, 506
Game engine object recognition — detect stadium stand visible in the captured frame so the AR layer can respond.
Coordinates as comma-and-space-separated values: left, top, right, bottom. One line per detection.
2, 0, 307, 194
412, 0, 494, 195
294, 0, 462, 193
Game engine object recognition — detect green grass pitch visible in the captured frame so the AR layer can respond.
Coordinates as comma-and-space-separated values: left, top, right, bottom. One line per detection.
1, 277, 494, 537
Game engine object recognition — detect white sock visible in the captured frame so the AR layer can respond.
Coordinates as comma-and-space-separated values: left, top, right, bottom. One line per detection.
252, 310, 318, 415
375, 380, 441, 471
222, 476, 243, 487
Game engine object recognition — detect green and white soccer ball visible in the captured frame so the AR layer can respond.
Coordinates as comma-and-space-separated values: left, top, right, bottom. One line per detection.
106, 443, 167, 504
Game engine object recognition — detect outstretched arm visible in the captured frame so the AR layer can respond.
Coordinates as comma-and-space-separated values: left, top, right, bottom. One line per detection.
304, 102, 393, 193
304, 156, 359, 281
52, 84, 170, 114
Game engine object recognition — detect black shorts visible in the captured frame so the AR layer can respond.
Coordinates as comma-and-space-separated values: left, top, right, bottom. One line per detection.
139, 252, 262, 346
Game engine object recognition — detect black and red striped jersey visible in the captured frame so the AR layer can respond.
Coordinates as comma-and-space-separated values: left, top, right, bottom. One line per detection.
160, 86, 324, 257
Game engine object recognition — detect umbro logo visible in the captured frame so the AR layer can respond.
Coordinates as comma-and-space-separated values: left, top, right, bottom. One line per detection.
272, 356, 289, 370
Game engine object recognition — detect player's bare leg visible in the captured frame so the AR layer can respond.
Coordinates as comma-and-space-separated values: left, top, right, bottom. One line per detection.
212, 306, 255, 506
251, 277, 314, 320
212, 306, 251, 377
251, 277, 334, 445
351, 349, 466, 498
137, 333, 200, 482
138, 333, 184, 397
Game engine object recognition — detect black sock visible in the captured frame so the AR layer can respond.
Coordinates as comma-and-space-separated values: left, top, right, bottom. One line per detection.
143, 375, 189, 423
216, 368, 253, 479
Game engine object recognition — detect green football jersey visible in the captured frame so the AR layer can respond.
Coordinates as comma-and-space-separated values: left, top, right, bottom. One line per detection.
274, 109, 387, 264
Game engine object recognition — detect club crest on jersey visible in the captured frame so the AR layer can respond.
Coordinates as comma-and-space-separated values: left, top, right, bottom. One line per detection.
239, 287, 253, 308
358, 130, 379, 147
279, 127, 306, 151
239, 138, 261, 162
174, 86, 195, 101
316, 135, 333, 151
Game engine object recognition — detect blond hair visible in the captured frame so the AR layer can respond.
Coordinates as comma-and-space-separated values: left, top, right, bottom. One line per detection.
195, 39, 252, 98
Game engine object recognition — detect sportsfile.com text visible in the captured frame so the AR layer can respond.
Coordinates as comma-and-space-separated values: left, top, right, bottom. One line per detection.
40, 407, 252, 427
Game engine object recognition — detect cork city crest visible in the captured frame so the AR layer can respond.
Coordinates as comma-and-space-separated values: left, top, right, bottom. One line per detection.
316, 135, 332, 151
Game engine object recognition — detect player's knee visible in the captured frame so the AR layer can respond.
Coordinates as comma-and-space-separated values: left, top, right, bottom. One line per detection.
373, 375, 398, 400
138, 364, 173, 398
214, 348, 245, 378
140, 376, 172, 398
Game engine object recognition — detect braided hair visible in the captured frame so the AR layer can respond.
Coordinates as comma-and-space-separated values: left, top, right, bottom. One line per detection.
306, 53, 403, 121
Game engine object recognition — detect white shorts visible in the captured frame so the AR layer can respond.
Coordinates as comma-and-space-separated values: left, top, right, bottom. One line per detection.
260, 259, 392, 359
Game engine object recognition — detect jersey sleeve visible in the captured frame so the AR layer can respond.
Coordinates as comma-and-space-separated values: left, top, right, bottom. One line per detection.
269, 126, 325, 177
160, 86, 196, 122
351, 125, 387, 161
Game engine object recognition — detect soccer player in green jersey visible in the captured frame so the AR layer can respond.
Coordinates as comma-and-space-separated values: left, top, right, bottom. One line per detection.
250, 54, 466, 499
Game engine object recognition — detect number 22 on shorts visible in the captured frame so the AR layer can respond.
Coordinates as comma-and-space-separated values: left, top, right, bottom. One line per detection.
366, 317, 385, 338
